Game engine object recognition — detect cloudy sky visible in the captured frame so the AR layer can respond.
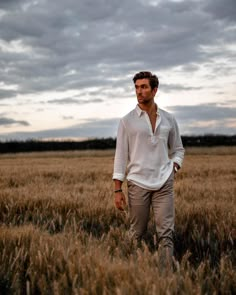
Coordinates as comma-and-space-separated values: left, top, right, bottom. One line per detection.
0, 0, 235, 141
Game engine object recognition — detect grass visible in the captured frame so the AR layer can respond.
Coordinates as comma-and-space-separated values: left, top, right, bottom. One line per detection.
0, 147, 235, 294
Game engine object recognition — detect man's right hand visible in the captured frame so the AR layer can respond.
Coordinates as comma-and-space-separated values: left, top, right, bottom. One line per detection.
114, 192, 127, 211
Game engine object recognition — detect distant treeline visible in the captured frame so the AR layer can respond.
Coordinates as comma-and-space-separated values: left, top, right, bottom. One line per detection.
0, 135, 236, 153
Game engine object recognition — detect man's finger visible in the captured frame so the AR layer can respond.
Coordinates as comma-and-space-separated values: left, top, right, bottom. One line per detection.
123, 198, 127, 206
116, 204, 124, 211
118, 206, 125, 211
115, 200, 124, 211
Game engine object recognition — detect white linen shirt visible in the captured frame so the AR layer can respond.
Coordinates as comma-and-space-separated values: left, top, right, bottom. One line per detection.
113, 105, 185, 190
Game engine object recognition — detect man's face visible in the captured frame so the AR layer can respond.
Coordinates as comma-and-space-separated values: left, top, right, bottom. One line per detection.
135, 78, 157, 104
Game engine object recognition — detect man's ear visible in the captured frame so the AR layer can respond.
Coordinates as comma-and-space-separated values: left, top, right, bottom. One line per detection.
153, 87, 158, 96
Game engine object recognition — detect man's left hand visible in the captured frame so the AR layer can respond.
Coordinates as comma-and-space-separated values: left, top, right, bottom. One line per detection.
173, 163, 180, 173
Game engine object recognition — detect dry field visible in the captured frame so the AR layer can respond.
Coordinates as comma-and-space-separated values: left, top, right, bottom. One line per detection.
0, 147, 235, 295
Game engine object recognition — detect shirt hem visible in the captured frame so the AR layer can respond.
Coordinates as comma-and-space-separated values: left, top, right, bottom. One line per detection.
127, 165, 174, 191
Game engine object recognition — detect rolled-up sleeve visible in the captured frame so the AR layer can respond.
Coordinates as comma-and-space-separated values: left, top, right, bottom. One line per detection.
112, 120, 129, 181
168, 116, 185, 167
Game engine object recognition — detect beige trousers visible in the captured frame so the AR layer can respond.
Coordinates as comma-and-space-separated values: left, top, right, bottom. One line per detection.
127, 170, 175, 261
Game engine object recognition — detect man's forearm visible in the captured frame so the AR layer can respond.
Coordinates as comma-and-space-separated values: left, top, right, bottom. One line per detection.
114, 179, 123, 190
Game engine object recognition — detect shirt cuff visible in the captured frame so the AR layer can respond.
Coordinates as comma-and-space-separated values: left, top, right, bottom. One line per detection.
112, 173, 125, 182
172, 157, 183, 168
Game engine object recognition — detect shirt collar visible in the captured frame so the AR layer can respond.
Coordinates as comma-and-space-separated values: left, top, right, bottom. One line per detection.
135, 104, 160, 117
135, 105, 143, 117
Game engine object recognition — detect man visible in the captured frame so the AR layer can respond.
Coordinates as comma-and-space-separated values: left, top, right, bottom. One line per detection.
112, 71, 184, 270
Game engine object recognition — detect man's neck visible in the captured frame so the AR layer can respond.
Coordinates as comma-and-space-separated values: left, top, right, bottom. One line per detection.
138, 101, 157, 114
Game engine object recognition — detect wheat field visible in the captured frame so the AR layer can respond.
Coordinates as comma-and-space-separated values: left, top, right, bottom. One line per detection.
0, 147, 235, 295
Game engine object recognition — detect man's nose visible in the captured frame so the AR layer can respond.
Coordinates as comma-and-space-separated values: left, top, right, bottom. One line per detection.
136, 88, 142, 95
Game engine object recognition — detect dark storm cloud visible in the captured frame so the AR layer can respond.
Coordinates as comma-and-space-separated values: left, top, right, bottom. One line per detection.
168, 103, 236, 135
0, 0, 235, 139
0, 0, 19, 9
0, 89, 17, 99
169, 103, 236, 121
204, 0, 236, 22
1, 103, 235, 141
0, 118, 120, 141
0, 117, 30, 126
0, 0, 235, 98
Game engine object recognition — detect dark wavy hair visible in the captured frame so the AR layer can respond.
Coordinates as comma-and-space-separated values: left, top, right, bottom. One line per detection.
133, 71, 159, 90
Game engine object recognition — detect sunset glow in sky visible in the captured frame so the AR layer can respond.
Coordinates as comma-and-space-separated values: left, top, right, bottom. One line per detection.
0, 0, 235, 141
